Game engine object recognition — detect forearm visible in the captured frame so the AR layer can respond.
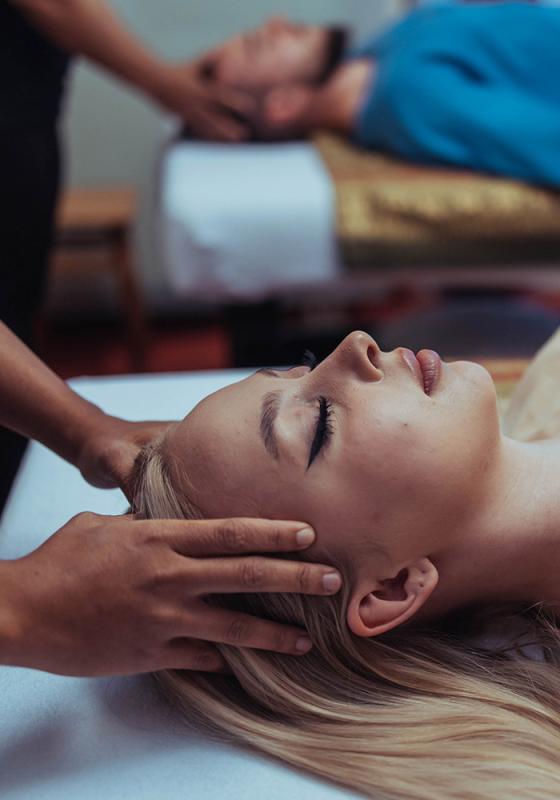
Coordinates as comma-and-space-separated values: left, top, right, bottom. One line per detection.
0, 321, 109, 469
10, 0, 175, 106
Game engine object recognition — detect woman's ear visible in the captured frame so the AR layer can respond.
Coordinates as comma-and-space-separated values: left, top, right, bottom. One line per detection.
346, 557, 438, 638
262, 84, 314, 131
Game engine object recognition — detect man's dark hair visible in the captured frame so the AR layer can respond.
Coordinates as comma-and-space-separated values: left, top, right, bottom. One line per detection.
315, 26, 350, 85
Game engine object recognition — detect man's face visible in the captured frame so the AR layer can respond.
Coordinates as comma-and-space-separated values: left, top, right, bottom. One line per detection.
211, 16, 330, 90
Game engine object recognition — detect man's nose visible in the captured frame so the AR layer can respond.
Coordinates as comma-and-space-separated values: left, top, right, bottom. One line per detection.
266, 16, 289, 34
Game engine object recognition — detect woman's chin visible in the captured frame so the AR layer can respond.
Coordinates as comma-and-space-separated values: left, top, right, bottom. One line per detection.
447, 358, 493, 384
445, 359, 498, 411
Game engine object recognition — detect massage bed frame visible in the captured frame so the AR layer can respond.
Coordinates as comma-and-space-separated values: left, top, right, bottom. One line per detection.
151, 130, 560, 367
154, 131, 560, 306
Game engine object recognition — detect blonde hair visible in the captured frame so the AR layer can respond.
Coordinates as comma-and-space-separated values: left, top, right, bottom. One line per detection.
133, 438, 560, 800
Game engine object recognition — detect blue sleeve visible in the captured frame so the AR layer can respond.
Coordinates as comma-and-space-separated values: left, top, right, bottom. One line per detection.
350, 10, 424, 60
355, 55, 560, 187
349, 28, 391, 60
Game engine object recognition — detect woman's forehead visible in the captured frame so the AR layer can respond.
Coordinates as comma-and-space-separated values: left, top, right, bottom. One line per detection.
166, 376, 271, 508
177, 379, 257, 454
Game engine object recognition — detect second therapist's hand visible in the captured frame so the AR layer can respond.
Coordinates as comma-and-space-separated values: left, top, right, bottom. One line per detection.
0, 513, 341, 677
155, 59, 256, 142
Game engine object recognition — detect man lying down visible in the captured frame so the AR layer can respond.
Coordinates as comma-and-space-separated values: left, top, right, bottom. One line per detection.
134, 330, 560, 799
195, 2, 560, 186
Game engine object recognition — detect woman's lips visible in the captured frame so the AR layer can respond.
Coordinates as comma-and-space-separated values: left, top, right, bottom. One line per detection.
400, 348, 442, 395
416, 349, 442, 396
400, 348, 424, 389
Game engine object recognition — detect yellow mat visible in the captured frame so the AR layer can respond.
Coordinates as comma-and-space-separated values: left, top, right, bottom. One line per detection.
314, 133, 560, 270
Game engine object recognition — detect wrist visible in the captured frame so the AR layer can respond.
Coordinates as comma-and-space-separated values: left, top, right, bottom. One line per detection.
147, 67, 172, 109
0, 560, 27, 668
145, 63, 183, 113
75, 413, 139, 491
64, 397, 113, 469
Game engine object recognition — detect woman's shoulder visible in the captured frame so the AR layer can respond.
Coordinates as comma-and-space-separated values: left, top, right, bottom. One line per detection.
503, 329, 560, 442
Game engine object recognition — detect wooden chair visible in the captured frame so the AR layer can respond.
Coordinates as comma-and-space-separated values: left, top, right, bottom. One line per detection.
53, 187, 148, 371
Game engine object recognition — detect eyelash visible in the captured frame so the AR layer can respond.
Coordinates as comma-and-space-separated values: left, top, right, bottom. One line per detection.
301, 349, 318, 370
302, 350, 334, 468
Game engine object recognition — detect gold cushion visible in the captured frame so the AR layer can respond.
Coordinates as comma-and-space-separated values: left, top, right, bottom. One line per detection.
313, 133, 560, 270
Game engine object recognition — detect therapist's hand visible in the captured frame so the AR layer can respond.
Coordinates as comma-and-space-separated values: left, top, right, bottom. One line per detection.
77, 415, 172, 498
155, 58, 256, 142
0, 513, 341, 677
0, 319, 171, 500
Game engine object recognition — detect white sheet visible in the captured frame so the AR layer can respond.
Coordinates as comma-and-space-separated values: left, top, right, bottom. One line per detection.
159, 141, 342, 300
0, 371, 356, 800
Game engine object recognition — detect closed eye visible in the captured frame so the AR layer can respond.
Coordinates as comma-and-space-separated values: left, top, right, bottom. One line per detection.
307, 396, 333, 469
257, 349, 333, 468
256, 349, 318, 380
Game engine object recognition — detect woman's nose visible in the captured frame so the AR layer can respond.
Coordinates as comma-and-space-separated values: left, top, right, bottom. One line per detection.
327, 331, 382, 380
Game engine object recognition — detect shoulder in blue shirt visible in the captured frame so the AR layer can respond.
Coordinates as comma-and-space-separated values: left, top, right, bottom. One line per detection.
352, 3, 560, 186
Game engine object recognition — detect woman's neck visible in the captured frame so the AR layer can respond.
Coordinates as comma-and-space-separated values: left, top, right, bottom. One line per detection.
427, 436, 560, 618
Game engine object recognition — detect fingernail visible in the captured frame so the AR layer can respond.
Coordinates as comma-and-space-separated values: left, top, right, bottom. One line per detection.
296, 527, 315, 547
295, 636, 312, 653
322, 572, 342, 593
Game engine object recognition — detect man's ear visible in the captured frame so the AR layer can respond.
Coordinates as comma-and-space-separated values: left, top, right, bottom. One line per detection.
261, 84, 314, 131
347, 557, 439, 638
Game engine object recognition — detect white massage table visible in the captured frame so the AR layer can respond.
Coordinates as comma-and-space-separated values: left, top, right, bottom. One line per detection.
148, 137, 560, 308
0, 371, 357, 800
154, 139, 343, 301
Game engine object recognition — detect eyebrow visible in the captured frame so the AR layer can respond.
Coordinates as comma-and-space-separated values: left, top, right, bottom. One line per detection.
260, 390, 281, 459
256, 367, 281, 378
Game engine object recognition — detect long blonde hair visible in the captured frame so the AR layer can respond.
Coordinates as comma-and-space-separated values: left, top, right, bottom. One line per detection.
133, 438, 560, 800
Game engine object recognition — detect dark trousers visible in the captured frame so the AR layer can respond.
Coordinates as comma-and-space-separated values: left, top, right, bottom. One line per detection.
0, 125, 61, 512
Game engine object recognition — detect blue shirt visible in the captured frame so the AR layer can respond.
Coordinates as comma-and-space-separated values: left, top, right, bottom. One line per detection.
352, 2, 560, 186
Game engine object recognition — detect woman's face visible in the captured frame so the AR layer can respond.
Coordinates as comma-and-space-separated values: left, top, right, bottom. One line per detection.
167, 332, 500, 574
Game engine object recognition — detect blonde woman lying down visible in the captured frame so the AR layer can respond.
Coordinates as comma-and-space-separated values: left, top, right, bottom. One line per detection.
132, 331, 560, 800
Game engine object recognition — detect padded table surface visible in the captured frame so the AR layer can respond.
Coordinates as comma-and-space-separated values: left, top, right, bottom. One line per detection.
159, 141, 342, 300
0, 371, 356, 800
